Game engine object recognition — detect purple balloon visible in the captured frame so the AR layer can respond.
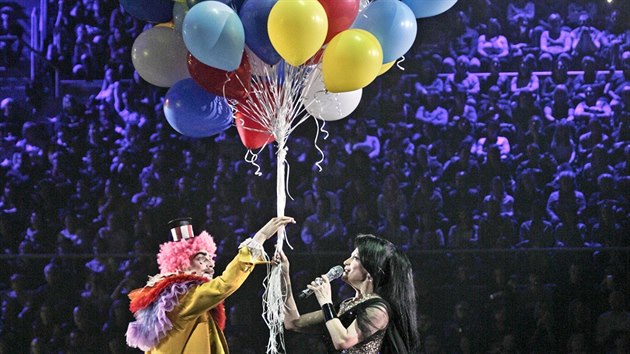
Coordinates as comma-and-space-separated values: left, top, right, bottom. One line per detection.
187, 0, 231, 9
120, 0, 173, 23
164, 79, 233, 138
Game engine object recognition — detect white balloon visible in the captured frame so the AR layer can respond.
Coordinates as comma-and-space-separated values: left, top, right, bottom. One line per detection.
131, 26, 191, 88
302, 67, 362, 122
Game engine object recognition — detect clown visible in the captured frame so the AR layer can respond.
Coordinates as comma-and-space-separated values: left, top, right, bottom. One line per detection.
126, 216, 295, 353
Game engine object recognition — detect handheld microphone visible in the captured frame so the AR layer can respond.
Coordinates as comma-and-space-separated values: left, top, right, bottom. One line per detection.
298, 265, 344, 299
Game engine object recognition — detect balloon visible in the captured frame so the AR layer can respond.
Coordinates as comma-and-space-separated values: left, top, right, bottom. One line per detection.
187, 0, 230, 8
172, 2, 189, 34
155, 21, 174, 28
186, 0, 204, 8
188, 52, 252, 101
319, 0, 360, 44
378, 60, 395, 75
239, 0, 281, 65
245, 46, 271, 77
182, 1, 245, 71
131, 26, 191, 87
231, 0, 245, 12
306, 46, 325, 66
352, 0, 417, 63
401, 0, 458, 18
234, 110, 275, 149
164, 79, 233, 138
322, 29, 382, 93
267, 0, 328, 67
235, 93, 276, 149
120, 0, 174, 23
244, 46, 287, 86
302, 67, 362, 121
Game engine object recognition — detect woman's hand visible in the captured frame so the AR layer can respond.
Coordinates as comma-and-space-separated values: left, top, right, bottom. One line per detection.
275, 248, 290, 276
308, 274, 333, 306
253, 216, 295, 243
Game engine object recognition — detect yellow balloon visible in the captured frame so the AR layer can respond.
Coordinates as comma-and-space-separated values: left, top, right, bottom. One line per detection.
322, 29, 383, 93
268, 0, 328, 67
378, 61, 396, 76
156, 21, 174, 28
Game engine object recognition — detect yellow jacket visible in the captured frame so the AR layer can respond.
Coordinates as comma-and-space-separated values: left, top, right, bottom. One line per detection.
127, 246, 264, 354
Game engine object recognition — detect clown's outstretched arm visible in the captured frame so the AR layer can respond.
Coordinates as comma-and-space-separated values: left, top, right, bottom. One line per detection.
180, 216, 295, 319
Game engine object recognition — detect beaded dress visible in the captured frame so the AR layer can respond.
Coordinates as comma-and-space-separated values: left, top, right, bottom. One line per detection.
325, 295, 389, 354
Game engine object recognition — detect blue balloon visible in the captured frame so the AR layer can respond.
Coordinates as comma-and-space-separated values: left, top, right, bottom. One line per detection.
182, 1, 245, 71
120, 0, 173, 23
187, 0, 231, 9
352, 0, 417, 63
230, 0, 245, 12
164, 79, 233, 138
401, 0, 458, 19
239, 0, 281, 65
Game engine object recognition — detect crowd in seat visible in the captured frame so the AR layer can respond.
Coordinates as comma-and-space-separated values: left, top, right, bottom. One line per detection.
1, 0, 629, 353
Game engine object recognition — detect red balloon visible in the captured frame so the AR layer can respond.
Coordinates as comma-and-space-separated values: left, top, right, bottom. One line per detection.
187, 51, 252, 101
319, 0, 360, 44
235, 111, 275, 149
234, 95, 275, 150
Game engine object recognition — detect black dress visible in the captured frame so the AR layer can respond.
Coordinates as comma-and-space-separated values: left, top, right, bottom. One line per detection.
323, 295, 408, 354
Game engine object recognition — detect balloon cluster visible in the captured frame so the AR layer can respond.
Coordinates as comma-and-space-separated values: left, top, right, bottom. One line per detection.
124, 0, 458, 146
124, 2, 458, 353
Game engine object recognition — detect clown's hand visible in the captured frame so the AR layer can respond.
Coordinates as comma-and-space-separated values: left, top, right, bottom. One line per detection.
253, 216, 296, 244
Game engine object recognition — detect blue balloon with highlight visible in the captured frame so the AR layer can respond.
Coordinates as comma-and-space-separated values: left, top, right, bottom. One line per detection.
352, 0, 417, 63
401, 0, 458, 18
182, 1, 245, 71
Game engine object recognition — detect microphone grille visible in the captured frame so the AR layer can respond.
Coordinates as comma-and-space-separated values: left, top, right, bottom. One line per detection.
327, 265, 344, 280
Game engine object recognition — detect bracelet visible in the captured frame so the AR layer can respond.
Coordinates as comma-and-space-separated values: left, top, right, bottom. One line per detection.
322, 303, 336, 322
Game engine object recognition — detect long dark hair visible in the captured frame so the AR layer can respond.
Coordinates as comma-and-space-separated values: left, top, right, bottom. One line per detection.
355, 234, 419, 353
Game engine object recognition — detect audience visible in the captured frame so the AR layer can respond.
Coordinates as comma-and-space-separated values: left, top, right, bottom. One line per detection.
1, 1, 629, 353
0, 5, 25, 67
477, 18, 511, 70
539, 13, 573, 70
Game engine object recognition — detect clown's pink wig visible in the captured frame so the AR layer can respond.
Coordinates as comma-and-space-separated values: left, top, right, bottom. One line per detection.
156, 231, 217, 274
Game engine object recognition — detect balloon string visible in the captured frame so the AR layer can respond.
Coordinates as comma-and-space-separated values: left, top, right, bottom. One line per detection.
280, 147, 294, 249
283, 152, 295, 202
359, 0, 372, 11
241, 123, 274, 134
244, 149, 262, 176
222, 65, 250, 101
274, 140, 287, 258
222, 71, 230, 99
396, 55, 406, 71
312, 118, 325, 173
320, 119, 329, 140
